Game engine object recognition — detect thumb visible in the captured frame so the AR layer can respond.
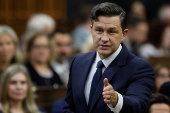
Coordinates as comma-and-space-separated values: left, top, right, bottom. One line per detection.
103, 78, 109, 87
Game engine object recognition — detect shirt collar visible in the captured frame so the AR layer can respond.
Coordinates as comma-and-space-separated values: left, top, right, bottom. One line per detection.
95, 44, 122, 68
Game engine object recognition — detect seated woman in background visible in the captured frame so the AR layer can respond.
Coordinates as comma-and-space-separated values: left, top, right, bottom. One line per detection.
0, 25, 21, 74
23, 32, 63, 87
138, 20, 170, 60
0, 64, 45, 113
153, 63, 170, 93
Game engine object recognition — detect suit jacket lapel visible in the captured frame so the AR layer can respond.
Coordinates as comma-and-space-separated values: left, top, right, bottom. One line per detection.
89, 43, 129, 112
78, 51, 96, 111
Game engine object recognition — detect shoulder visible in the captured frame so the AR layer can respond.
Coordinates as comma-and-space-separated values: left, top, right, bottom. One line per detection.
127, 52, 154, 70
75, 51, 95, 59
72, 51, 96, 63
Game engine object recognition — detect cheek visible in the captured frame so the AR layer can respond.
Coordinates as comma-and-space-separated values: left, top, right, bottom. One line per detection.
92, 35, 100, 46
8, 85, 14, 96
155, 78, 164, 87
30, 49, 37, 57
55, 47, 61, 53
45, 50, 50, 57
10, 44, 15, 51
22, 84, 29, 97
24, 85, 28, 93
9, 45, 15, 56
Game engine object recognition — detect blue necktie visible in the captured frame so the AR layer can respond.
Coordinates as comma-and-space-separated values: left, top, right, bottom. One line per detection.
88, 60, 104, 108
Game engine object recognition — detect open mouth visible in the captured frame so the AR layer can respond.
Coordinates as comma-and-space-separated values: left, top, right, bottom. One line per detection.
100, 45, 110, 49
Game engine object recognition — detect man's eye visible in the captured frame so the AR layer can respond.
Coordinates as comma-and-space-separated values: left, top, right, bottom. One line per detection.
109, 31, 115, 33
96, 29, 102, 33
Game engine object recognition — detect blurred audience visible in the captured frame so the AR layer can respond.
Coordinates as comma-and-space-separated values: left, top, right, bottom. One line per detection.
123, 17, 149, 55
23, 32, 63, 88
159, 81, 170, 99
153, 64, 170, 93
20, 13, 56, 50
0, 64, 45, 113
158, 4, 170, 23
71, 5, 92, 53
145, 93, 170, 113
129, 1, 147, 20
0, 25, 22, 74
2, 2, 170, 113
81, 36, 95, 53
138, 20, 170, 60
51, 29, 72, 86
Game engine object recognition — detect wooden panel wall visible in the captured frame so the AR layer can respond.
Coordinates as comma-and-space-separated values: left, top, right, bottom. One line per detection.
0, 0, 67, 37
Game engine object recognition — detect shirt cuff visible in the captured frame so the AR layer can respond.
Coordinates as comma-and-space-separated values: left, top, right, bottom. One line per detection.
107, 92, 123, 113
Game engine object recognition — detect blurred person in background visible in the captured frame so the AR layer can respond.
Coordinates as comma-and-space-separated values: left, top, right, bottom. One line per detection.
152, 64, 170, 93
158, 4, 170, 23
81, 36, 95, 53
0, 64, 45, 113
51, 29, 72, 86
138, 20, 170, 60
128, 1, 147, 20
71, 5, 92, 54
23, 32, 63, 88
20, 13, 56, 50
159, 81, 170, 99
144, 93, 170, 113
0, 25, 22, 74
123, 17, 149, 55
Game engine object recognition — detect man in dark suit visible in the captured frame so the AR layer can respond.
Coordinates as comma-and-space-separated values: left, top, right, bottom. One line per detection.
63, 2, 155, 113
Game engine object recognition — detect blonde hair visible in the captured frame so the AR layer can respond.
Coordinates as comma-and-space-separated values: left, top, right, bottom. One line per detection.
0, 64, 41, 113
23, 32, 54, 65
0, 25, 22, 64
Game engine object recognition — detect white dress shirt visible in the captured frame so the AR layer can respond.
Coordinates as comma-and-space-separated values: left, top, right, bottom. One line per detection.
84, 44, 123, 113
52, 60, 69, 86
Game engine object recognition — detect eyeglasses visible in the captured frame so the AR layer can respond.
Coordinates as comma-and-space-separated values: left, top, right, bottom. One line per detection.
32, 45, 49, 50
157, 74, 170, 79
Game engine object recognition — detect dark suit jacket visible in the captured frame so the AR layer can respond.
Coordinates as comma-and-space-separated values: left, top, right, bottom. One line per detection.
63, 43, 155, 113
52, 98, 65, 113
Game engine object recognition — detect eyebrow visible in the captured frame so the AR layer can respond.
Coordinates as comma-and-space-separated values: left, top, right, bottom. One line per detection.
94, 26, 103, 29
108, 27, 118, 30
94, 26, 118, 30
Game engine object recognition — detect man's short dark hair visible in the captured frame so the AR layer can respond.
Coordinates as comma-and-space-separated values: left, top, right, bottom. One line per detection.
145, 94, 170, 113
50, 28, 70, 38
90, 2, 127, 31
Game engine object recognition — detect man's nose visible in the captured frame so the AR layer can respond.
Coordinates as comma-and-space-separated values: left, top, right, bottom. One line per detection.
101, 32, 109, 42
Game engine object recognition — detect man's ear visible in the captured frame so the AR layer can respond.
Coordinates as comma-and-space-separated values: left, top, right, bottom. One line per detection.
121, 29, 128, 41
90, 25, 93, 34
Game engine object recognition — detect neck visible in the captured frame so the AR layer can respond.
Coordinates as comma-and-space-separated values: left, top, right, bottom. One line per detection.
99, 54, 111, 60
9, 99, 24, 113
0, 61, 10, 71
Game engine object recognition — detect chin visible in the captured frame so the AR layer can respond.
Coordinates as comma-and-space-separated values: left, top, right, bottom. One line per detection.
12, 97, 26, 101
98, 50, 110, 55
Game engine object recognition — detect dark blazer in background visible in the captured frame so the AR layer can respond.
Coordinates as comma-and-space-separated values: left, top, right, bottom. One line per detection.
63, 43, 155, 113
25, 63, 63, 87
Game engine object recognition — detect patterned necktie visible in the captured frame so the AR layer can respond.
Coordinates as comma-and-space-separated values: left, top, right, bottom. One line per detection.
88, 60, 104, 108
